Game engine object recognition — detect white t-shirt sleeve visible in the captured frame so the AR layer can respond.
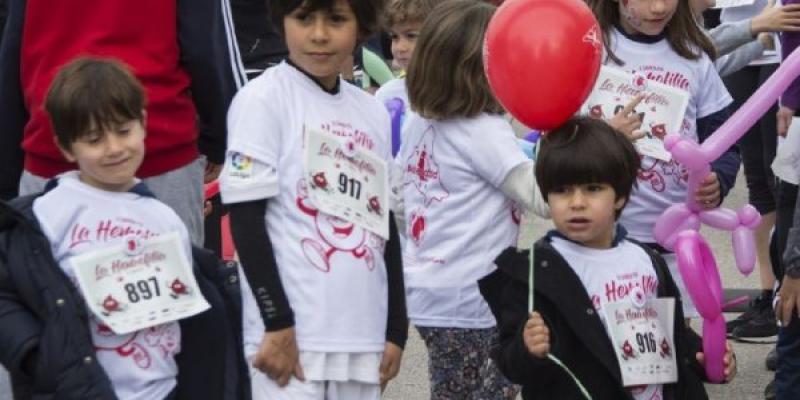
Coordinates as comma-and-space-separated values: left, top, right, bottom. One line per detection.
219, 84, 282, 204
464, 117, 529, 188
694, 57, 733, 119
500, 160, 551, 219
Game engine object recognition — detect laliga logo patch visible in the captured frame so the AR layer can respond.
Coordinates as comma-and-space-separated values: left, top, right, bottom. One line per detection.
231, 152, 253, 172
124, 235, 143, 256
631, 72, 648, 91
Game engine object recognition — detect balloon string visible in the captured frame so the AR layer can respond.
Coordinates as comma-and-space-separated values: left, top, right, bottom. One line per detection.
529, 245, 593, 400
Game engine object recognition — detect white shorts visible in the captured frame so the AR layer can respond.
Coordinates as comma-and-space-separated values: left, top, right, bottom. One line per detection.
663, 253, 700, 319
249, 368, 380, 400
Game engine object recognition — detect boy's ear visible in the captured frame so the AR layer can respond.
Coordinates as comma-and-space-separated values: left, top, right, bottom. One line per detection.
54, 137, 76, 163
614, 195, 627, 211
141, 110, 148, 136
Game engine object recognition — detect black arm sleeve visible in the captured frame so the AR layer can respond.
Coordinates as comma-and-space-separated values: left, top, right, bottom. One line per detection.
228, 199, 294, 331
384, 211, 408, 348
696, 105, 740, 201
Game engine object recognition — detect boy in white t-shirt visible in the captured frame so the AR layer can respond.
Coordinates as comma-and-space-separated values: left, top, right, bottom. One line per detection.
219, 1, 408, 399
480, 117, 737, 400
0, 58, 246, 400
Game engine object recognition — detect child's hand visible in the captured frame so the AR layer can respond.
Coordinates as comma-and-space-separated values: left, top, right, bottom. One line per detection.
750, 0, 800, 35
607, 94, 646, 142
776, 275, 800, 327
379, 342, 404, 391
695, 172, 721, 209
524, 311, 550, 359
253, 327, 305, 387
204, 162, 222, 183
777, 105, 796, 137
696, 341, 737, 382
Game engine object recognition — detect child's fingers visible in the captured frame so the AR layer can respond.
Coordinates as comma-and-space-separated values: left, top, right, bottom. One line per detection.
629, 129, 646, 141
619, 94, 645, 116
695, 352, 705, 365
531, 342, 550, 358
293, 362, 306, 382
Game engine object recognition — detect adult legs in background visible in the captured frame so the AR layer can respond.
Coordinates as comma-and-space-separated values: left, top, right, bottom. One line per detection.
724, 64, 779, 338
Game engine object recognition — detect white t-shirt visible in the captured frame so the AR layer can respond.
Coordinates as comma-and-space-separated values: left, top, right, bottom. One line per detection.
607, 28, 733, 242
33, 172, 186, 400
220, 62, 392, 354
398, 112, 528, 328
551, 236, 662, 400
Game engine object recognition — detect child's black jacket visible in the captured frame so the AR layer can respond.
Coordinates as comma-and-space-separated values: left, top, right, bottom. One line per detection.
478, 237, 711, 400
0, 195, 250, 400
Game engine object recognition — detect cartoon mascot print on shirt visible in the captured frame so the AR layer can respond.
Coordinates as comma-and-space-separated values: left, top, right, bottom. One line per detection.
296, 179, 376, 272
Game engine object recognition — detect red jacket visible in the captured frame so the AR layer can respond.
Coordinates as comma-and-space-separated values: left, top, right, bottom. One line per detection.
0, 0, 246, 195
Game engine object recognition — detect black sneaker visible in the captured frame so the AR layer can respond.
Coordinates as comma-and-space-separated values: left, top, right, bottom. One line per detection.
766, 347, 778, 371
727, 292, 773, 334
731, 300, 778, 339
765, 378, 776, 400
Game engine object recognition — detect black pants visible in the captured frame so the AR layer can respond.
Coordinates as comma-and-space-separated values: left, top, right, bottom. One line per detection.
771, 181, 799, 281
774, 181, 800, 399
724, 64, 779, 214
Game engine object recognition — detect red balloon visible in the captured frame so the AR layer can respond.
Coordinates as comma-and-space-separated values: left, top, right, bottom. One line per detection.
484, 0, 603, 131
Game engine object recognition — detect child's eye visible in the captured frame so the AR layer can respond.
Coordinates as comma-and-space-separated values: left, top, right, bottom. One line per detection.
551, 186, 567, 194
389, 32, 399, 41
291, 11, 312, 24
329, 13, 349, 24
586, 184, 604, 192
83, 135, 102, 145
405, 32, 419, 40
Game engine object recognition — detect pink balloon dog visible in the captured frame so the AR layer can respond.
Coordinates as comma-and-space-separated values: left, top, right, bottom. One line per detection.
653, 47, 800, 382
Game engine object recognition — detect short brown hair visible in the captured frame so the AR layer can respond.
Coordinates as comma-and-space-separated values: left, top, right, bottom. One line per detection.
535, 117, 640, 217
45, 57, 146, 150
384, 0, 437, 29
406, 0, 502, 119
274, 0, 385, 40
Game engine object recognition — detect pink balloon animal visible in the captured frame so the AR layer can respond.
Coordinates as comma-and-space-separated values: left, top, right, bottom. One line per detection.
653, 47, 800, 382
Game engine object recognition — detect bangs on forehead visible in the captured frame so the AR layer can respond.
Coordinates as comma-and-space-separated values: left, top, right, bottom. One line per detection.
293, 0, 338, 12
541, 138, 617, 188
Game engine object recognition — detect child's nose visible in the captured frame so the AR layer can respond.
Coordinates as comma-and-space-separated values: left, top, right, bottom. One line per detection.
310, 20, 329, 42
569, 191, 587, 207
105, 135, 125, 154
651, 0, 667, 14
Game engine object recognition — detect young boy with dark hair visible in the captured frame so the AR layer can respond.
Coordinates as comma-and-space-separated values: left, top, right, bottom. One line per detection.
0, 57, 248, 400
479, 117, 737, 400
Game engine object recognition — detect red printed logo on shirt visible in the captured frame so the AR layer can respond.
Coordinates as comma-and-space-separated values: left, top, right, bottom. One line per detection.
403, 125, 450, 207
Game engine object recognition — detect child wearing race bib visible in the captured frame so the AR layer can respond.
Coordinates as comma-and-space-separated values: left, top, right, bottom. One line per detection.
479, 117, 736, 400
219, 1, 408, 399
395, 1, 548, 398
0, 58, 247, 400
588, 0, 740, 320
